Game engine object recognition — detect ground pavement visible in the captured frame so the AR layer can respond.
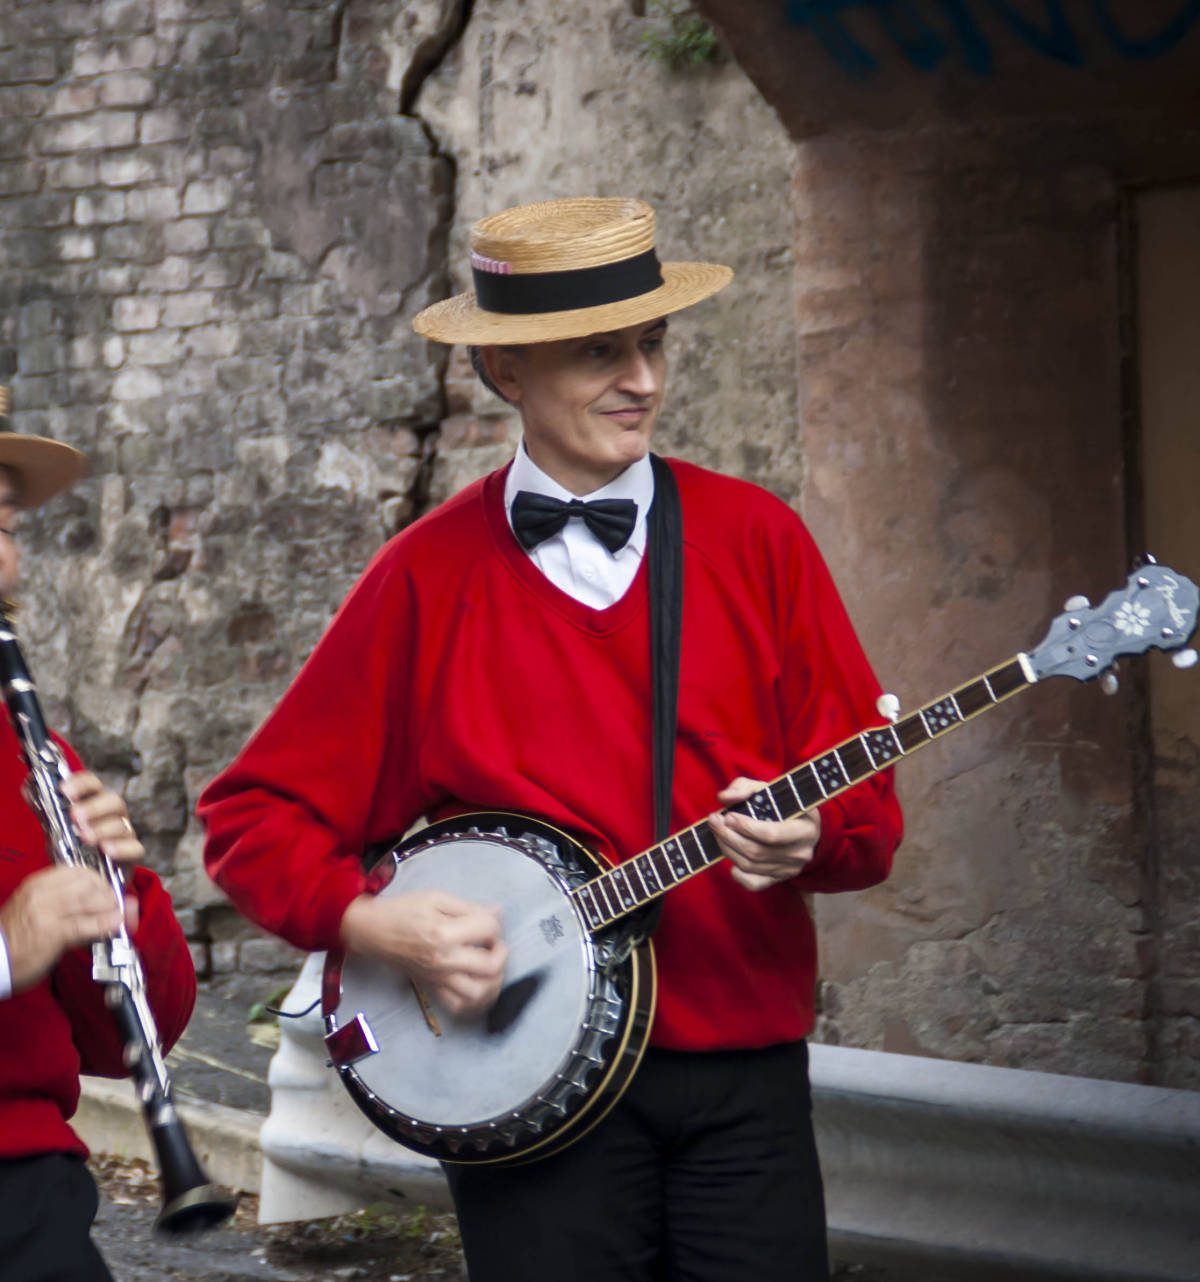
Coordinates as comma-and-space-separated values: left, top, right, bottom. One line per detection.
85, 972, 888, 1281
85, 972, 467, 1280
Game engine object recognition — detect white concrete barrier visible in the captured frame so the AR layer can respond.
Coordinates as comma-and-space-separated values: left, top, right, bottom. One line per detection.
257, 953, 452, 1224
76, 1077, 263, 1196
810, 1043, 1200, 1281
258, 958, 1200, 1282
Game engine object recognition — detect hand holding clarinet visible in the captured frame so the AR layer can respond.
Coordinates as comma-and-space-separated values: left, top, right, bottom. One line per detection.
1, 771, 143, 995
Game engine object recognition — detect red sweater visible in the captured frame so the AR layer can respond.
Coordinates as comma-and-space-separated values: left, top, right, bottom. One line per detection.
201, 459, 901, 1049
0, 719, 196, 1159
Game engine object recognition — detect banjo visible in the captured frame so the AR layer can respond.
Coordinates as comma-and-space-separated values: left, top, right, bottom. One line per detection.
322, 563, 1198, 1166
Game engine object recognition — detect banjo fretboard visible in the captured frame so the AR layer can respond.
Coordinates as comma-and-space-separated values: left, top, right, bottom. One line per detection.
572, 655, 1033, 932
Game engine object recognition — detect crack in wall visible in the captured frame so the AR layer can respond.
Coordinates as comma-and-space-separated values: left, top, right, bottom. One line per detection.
403, 426, 441, 532
399, 0, 473, 116
390, 0, 477, 527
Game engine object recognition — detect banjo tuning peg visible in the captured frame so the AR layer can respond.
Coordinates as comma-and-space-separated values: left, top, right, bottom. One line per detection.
1172, 648, 1198, 670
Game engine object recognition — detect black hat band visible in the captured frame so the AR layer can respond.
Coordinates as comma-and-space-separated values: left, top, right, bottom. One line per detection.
472, 248, 664, 316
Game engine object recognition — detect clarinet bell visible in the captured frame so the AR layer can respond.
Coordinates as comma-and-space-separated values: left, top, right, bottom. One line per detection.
156, 1181, 239, 1236
149, 1114, 238, 1235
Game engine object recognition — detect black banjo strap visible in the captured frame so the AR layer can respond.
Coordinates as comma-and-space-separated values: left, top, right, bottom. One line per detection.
649, 453, 683, 843
633, 453, 684, 943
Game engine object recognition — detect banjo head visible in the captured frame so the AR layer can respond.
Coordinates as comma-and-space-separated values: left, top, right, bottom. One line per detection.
323, 814, 652, 1164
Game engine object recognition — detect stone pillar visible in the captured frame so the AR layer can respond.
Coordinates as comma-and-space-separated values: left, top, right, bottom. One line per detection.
795, 125, 1146, 1080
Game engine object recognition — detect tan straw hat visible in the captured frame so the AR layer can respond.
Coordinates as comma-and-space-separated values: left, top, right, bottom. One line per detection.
0, 387, 88, 508
413, 197, 733, 345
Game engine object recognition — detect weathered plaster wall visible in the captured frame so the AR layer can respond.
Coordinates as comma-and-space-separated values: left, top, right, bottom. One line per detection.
798, 126, 1200, 1092
410, 0, 800, 505
696, 0, 1200, 1087
789, 125, 1141, 1080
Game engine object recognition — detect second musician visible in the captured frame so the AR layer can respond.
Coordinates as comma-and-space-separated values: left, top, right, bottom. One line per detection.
0, 425, 196, 1282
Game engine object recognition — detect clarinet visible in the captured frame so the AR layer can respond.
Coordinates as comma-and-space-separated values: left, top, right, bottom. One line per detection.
0, 598, 236, 1234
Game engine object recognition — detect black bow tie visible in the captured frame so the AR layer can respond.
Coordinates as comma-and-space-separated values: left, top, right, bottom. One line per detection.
511, 491, 638, 554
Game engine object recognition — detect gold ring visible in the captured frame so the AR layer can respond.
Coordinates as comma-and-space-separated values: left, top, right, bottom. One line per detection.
122, 817, 134, 836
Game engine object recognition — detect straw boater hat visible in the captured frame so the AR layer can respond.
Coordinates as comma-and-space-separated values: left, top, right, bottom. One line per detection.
413, 197, 733, 345
0, 387, 88, 508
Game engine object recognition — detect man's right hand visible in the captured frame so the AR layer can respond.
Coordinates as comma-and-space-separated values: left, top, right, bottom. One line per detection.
0, 865, 124, 995
339, 889, 508, 1018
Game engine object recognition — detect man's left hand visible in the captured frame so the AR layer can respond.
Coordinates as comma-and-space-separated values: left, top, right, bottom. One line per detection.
60, 771, 144, 867
708, 776, 821, 892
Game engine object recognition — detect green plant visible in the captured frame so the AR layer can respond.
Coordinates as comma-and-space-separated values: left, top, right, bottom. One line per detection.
640, 2, 722, 69
246, 983, 294, 1025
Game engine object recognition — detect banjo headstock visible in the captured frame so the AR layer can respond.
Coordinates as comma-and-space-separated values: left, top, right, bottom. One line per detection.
1027, 562, 1199, 683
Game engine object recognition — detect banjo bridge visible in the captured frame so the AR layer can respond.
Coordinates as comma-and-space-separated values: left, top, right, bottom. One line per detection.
409, 979, 443, 1037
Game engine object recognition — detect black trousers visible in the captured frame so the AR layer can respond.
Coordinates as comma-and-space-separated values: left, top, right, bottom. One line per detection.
0, 1153, 114, 1282
444, 1040, 829, 1282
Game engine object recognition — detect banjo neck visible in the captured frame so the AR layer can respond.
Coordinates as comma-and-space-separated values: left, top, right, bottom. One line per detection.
571, 655, 1034, 933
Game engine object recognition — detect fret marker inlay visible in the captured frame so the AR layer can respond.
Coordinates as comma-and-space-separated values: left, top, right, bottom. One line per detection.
814, 752, 847, 794
863, 728, 900, 765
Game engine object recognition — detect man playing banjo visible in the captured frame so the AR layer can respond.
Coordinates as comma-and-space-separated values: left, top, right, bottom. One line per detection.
201, 196, 902, 1280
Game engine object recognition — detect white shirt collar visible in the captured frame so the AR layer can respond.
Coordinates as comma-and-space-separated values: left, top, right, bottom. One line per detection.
504, 442, 655, 558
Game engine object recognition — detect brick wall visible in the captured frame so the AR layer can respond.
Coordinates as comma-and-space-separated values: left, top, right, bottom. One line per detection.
0, 0, 454, 982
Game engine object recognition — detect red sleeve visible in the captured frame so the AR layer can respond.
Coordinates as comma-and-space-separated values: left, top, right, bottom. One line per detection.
198, 543, 425, 951
768, 508, 903, 894
52, 866, 196, 1077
